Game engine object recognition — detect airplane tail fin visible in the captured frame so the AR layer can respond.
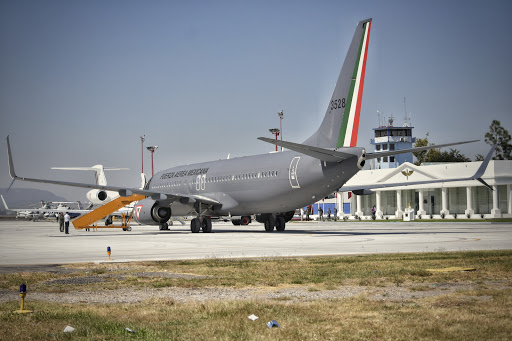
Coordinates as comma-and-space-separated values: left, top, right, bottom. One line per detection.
303, 18, 372, 149
140, 173, 147, 190
51, 165, 129, 186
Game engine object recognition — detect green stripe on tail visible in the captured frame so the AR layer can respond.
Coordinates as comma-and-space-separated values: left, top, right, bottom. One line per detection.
336, 24, 367, 148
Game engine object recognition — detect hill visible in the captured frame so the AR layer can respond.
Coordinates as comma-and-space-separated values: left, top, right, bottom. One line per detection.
0, 188, 69, 214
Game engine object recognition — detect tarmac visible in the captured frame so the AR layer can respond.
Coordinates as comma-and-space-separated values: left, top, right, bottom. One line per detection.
0, 219, 511, 266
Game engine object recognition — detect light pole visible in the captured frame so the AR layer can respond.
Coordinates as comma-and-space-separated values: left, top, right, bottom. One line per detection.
146, 146, 158, 177
269, 128, 280, 152
140, 135, 145, 174
278, 110, 284, 151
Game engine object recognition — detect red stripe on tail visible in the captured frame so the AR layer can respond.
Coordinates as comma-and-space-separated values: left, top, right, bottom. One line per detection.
350, 21, 371, 147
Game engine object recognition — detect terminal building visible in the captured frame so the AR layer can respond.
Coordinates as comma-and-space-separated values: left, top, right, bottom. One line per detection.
336, 160, 512, 219
308, 118, 512, 220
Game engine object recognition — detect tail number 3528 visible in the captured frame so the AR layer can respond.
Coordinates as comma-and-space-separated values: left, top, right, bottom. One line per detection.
330, 98, 346, 110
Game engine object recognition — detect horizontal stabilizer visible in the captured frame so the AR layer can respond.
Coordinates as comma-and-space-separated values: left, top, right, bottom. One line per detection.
257, 137, 359, 162
365, 140, 479, 160
341, 144, 496, 193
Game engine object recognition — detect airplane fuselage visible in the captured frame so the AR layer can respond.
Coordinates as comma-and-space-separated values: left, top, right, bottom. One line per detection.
147, 150, 361, 217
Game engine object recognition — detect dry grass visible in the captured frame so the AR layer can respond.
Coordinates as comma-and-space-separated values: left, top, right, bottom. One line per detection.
2, 250, 508, 293
0, 250, 511, 340
1, 289, 511, 340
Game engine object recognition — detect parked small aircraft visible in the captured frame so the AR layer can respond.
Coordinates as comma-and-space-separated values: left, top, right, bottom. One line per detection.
1, 195, 88, 220
51, 165, 129, 205
6, 18, 494, 233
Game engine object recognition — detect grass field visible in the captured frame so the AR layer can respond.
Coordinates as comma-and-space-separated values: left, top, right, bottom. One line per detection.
1, 250, 511, 340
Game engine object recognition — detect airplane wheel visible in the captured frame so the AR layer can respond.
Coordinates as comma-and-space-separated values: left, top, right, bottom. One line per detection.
276, 216, 286, 231
191, 218, 201, 233
264, 219, 274, 232
159, 222, 169, 231
232, 219, 241, 226
241, 216, 251, 225
201, 217, 212, 233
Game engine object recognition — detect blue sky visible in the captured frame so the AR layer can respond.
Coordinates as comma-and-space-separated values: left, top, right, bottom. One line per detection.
1, 0, 511, 200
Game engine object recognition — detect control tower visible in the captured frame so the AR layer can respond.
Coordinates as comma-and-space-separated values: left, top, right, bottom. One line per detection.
370, 117, 416, 169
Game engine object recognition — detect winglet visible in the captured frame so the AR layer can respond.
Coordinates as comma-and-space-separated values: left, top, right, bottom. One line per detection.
6, 136, 18, 192
472, 144, 496, 190
6, 136, 17, 180
1, 195, 9, 210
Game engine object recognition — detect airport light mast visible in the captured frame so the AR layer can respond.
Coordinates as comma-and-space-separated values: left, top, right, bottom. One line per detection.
278, 110, 284, 151
269, 129, 280, 152
146, 146, 158, 177
140, 135, 145, 174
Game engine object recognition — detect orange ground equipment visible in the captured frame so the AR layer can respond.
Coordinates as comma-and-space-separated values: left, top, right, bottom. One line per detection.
72, 194, 145, 230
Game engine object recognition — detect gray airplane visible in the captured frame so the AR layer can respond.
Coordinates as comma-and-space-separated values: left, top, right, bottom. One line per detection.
6, 18, 494, 233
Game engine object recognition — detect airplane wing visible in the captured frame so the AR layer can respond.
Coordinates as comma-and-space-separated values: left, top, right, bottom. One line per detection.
340, 144, 496, 194
51, 167, 129, 171
6, 136, 220, 207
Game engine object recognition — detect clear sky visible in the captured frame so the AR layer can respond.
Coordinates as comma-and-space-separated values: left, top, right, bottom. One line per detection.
1, 0, 511, 200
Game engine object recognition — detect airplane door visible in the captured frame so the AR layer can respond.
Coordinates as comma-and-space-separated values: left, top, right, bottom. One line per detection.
289, 157, 300, 188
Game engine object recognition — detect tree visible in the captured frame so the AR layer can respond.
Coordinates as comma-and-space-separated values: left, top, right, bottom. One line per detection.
413, 135, 471, 165
474, 154, 484, 161
412, 134, 429, 165
484, 120, 512, 160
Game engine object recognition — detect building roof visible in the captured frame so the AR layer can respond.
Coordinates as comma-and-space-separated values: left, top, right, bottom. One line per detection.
344, 160, 512, 190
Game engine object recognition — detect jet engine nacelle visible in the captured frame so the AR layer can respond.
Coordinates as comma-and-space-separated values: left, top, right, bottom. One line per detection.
86, 189, 109, 203
357, 148, 366, 169
134, 198, 172, 225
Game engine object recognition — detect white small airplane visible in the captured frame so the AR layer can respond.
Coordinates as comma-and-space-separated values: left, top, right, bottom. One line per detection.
51, 165, 129, 205
51, 165, 150, 226
1, 195, 89, 219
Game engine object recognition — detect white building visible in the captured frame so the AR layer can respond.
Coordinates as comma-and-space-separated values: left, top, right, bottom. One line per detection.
370, 119, 415, 169
336, 160, 512, 219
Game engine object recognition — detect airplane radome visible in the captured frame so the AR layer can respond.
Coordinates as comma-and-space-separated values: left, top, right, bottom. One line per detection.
6, 18, 493, 234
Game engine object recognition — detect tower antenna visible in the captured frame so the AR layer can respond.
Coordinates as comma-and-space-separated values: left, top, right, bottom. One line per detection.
403, 97, 411, 126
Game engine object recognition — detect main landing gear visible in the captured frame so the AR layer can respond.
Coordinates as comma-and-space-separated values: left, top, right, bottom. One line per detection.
257, 211, 294, 232
257, 213, 288, 232
190, 217, 212, 233
190, 202, 213, 233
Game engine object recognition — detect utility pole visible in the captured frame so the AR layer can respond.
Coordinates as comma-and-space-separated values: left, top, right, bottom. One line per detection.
140, 135, 145, 174
269, 128, 280, 152
278, 111, 284, 151
146, 146, 158, 177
